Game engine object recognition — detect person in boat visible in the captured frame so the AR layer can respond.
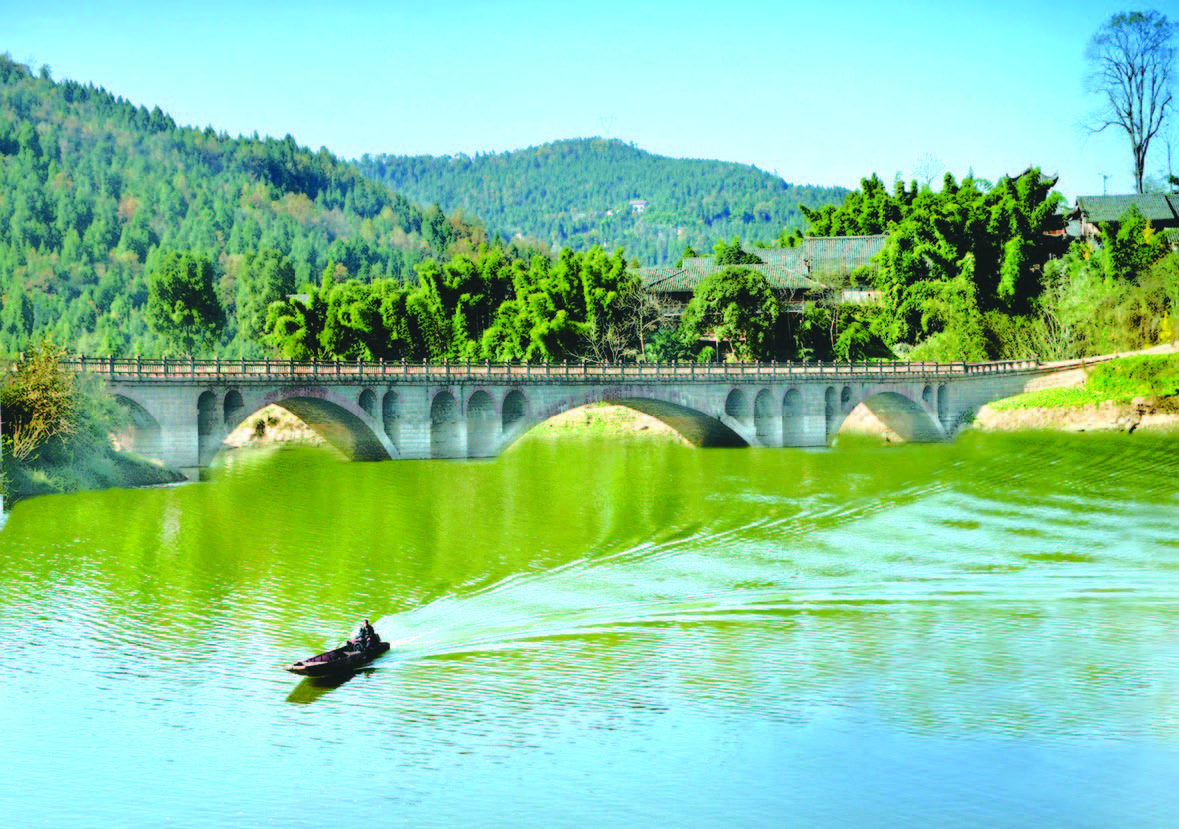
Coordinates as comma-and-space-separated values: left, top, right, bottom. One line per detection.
354, 619, 379, 650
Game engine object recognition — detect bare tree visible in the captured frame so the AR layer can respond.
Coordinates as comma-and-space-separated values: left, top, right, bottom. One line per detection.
577, 283, 669, 364
619, 286, 665, 361
577, 316, 628, 364
1085, 10, 1178, 194
911, 153, 945, 189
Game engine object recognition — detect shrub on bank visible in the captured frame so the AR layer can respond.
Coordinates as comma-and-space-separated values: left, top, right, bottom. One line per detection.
2, 341, 185, 502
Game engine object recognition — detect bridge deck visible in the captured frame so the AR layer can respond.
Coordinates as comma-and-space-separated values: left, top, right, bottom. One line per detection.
65, 356, 1047, 384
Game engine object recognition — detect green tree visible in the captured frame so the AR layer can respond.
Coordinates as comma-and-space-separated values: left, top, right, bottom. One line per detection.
236, 249, 296, 341
481, 252, 588, 362
264, 288, 327, 360
578, 246, 636, 361
116, 211, 158, 262
1100, 205, 1168, 280
144, 251, 226, 355
713, 236, 764, 265
373, 280, 446, 360
679, 267, 780, 361
1, 285, 35, 343
1, 340, 79, 462
414, 246, 517, 357
800, 173, 903, 236
811, 168, 1064, 356
319, 277, 394, 360
421, 204, 454, 255
908, 256, 988, 361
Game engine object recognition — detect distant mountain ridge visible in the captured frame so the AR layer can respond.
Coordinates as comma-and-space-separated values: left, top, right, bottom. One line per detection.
355, 138, 849, 265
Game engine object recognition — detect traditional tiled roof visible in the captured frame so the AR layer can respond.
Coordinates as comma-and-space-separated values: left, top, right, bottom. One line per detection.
640, 261, 824, 293
1075, 194, 1179, 224
800, 235, 888, 281
638, 234, 887, 294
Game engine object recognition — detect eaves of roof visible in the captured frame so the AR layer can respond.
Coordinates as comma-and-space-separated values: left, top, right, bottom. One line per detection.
639, 262, 824, 293
1075, 194, 1179, 224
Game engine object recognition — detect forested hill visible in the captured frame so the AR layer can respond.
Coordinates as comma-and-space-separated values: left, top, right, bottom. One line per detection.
0, 55, 480, 357
355, 139, 848, 265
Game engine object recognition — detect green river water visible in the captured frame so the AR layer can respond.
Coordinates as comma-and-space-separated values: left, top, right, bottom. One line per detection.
1, 430, 1178, 827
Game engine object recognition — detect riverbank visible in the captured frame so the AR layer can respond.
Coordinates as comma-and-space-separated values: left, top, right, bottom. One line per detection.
972, 397, 1179, 433
971, 348, 1179, 435
3, 448, 187, 503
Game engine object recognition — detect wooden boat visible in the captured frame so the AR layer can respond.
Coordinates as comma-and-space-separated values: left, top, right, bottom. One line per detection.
285, 639, 390, 677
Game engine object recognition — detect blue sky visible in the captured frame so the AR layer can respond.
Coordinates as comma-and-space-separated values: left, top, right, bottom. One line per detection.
7, 0, 1174, 199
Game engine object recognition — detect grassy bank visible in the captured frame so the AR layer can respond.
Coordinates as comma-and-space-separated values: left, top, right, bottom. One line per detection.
4, 448, 187, 502
988, 354, 1179, 411
973, 352, 1179, 435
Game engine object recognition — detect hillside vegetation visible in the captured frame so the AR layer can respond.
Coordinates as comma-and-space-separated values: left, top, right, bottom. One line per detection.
355, 139, 848, 264
3, 52, 1175, 373
0, 54, 486, 358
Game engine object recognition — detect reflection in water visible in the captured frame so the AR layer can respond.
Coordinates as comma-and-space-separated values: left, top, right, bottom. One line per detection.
285, 668, 378, 705
1, 431, 1178, 827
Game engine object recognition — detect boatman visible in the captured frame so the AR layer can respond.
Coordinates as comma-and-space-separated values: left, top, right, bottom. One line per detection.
357, 619, 379, 648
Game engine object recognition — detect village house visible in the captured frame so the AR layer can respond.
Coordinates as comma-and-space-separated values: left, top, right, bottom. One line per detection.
1069, 194, 1179, 243
636, 234, 888, 319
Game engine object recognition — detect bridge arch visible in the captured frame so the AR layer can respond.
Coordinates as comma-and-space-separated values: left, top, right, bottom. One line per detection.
725, 389, 750, 424
113, 394, 162, 459
359, 388, 376, 418
467, 390, 496, 457
824, 386, 839, 442
198, 391, 220, 464
431, 391, 460, 458
248, 393, 392, 462
782, 387, 804, 445
382, 391, 400, 451
832, 389, 945, 443
503, 390, 528, 432
498, 388, 746, 453
224, 390, 245, 427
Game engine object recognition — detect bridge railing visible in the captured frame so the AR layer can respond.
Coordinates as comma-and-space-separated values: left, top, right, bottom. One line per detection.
58, 355, 1043, 383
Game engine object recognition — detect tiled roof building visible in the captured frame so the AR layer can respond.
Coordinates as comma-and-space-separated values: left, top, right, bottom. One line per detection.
640, 260, 824, 294
637, 234, 888, 313
1075, 194, 1179, 224
1071, 194, 1179, 241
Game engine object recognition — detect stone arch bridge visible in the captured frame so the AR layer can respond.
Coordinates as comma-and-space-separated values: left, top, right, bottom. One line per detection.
72, 356, 1082, 478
